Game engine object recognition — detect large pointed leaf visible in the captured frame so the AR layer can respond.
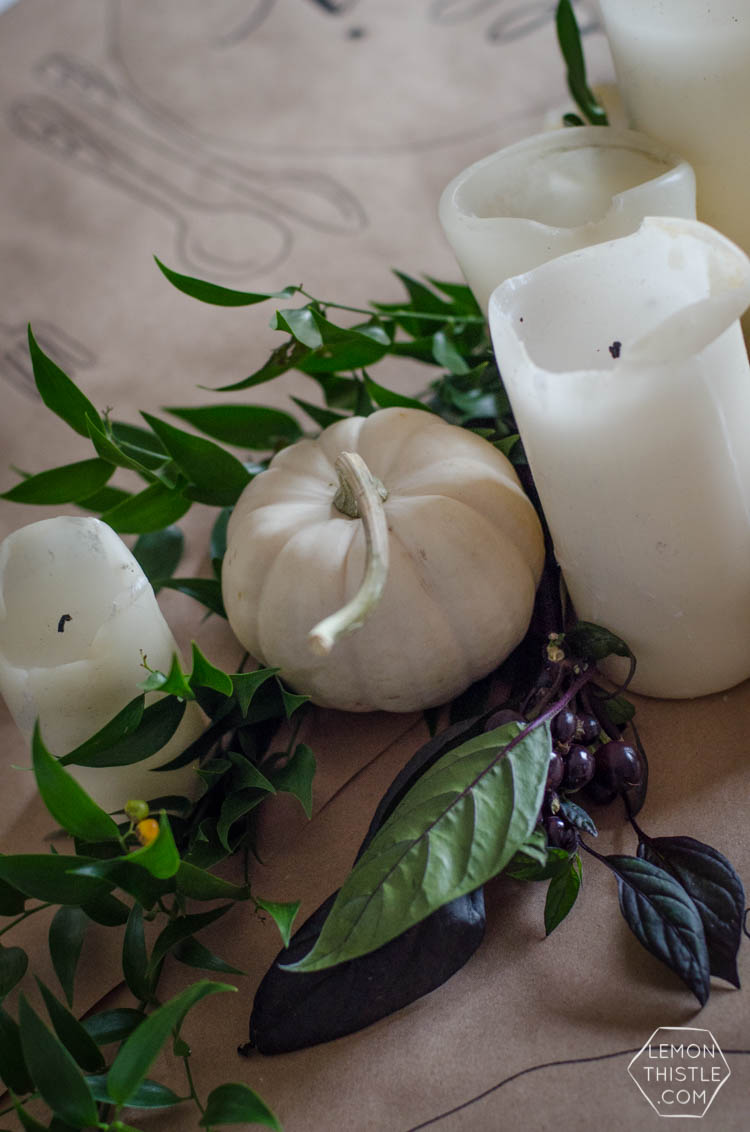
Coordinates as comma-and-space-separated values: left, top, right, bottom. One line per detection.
1, 458, 112, 504
32, 723, 122, 842
0, 1006, 33, 1094
154, 258, 297, 306
107, 981, 235, 1105
638, 835, 745, 987
27, 325, 101, 437
142, 412, 250, 506
199, 1082, 280, 1129
167, 404, 302, 449
288, 721, 549, 971
0, 944, 27, 999
59, 697, 185, 768
48, 906, 88, 1006
0, 855, 109, 905
35, 979, 105, 1073
18, 994, 98, 1128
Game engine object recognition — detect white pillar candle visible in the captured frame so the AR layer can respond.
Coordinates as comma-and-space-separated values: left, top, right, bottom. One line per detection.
0, 516, 204, 812
488, 217, 750, 699
599, 0, 750, 259
439, 126, 695, 313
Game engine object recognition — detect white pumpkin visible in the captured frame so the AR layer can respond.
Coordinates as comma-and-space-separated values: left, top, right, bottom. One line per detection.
222, 407, 544, 712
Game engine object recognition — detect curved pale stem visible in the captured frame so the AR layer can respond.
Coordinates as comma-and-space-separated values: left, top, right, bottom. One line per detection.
309, 451, 389, 656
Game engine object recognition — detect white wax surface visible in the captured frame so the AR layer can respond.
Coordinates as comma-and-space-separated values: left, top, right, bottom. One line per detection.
489, 218, 750, 698
600, 0, 750, 259
0, 516, 204, 812
439, 126, 695, 312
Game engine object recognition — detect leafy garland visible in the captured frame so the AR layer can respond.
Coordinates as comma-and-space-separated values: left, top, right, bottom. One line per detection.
0, 4, 747, 1129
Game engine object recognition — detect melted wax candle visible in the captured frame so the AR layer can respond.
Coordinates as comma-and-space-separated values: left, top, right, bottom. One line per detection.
599, 0, 750, 261
0, 516, 204, 811
488, 217, 750, 698
439, 126, 695, 312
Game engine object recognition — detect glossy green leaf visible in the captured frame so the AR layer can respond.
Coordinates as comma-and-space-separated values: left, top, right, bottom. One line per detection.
432, 330, 471, 375
155, 258, 297, 306
122, 903, 152, 1002
82, 1007, 145, 1046
189, 642, 234, 697
217, 790, 267, 852
18, 993, 98, 1128
556, 0, 608, 125
544, 853, 582, 935
228, 752, 275, 793
299, 313, 390, 373
70, 858, 173, 910
86, 415, 156, 477
0, 854, 109, 905
79, 889, 130, 927
139, 654, 195, 701
27, 325, 102, 437
290, 396, 347, 430
143, 412, 250, 506
199, 1082, 281, 1129
107, 980, 235, 1105
214, 338, 311, 393
166, 403, 302, 451
558, 799, 598, 837
173, 936, 245, 976
110, 420, 168, 465
125, 812, 181, 879
148, 905, 234, 973
279, 686, 310, 719
0, 1007, 33, 1094
175, 861, 250, 903
59, 696, 185, 768
87, 1072, 185, 1108
0, 944, 28, 999
101, 481, 191, 534
232, 668, 279, 717
32, 723, 122, 842
287, 720, 550, 971
363, 374, 432, 413
35, 979, 104, 1073
156, 577, 227, 618
269, 743, 316, 819
255, 897, 301, 949
426, 277, 483, 315
133, 526, 184, 586
270, 307, 322, 348
58, 695, 145, 766
1, 458, 112, 504
48, 906, 88, 1007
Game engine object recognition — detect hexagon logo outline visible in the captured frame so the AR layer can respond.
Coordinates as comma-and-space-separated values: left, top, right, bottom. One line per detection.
628, 1026, 731, 1118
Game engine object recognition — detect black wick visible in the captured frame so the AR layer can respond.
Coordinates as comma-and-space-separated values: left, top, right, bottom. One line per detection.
57, 614, 72, 633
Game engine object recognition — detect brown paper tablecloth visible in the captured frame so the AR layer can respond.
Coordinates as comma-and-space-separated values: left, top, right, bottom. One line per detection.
0, 2, 748, 1129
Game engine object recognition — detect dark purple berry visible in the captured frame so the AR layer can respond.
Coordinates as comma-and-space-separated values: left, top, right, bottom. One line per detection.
576, 713, 600, 744
547, 750, 565, 791
562, 744, 596, 792
543, 816, 577, 853
551, 707, 577, 744
585, 740, 643, 805
483, 708, 525, 733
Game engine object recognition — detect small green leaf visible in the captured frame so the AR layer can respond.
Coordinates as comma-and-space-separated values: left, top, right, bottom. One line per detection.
86, 415, 156, 477
168, 403, 302, 450
87, 1072, 186, 1108
1, 458, 112, 504
363, 374, 432, 413
229, 752, 275, 793
175, 861, 250, 903
156, 577, 227, 618
125, 812, 181, 879
148, 905, 234, 974
18, 993, 99, 1128
79, 889, 130, 926
558, 799, 598, 837
544, 853, 582, 935
0, 1007, 33, 1094
279, 685, 310, 719
82, 1008, 146, 1047
27, 325, 102, 437
35, 978, 104, 1073
155, 258, 297, 306
59, 696, 185, 768
174, 936, 245, 976
122, 904, 152, 1002
217, 790, 267, 852
269, 743, 316, 819
107, 980, 235, 1105
271, 307, 323, 348
48, 906, 88, 1007
142, 412, 250, 507
32, 723, 123, 842
432, 330, 471, 375
189, 643, 234, 697
139, 654, 195, 701
101, 481, 191, 534
255, 897, 300, 949
199, 1082, 281, 1129
0, 944, 28, 999
566, 622, 633, 663
232, 669, 279, 717
70, 859, 173, 910
290, 396, 347, 430
214, 338, 311, 393
133, 527, 184, 586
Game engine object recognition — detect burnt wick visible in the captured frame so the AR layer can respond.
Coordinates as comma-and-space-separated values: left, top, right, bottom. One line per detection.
609, 340, 622, 359
57, 614, 72, 633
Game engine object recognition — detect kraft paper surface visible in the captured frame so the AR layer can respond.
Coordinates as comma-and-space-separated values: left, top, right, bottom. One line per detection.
0, 2, 748, 1129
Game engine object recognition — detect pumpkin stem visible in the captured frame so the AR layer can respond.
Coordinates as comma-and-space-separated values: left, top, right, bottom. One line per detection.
309, 451, 390, 656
